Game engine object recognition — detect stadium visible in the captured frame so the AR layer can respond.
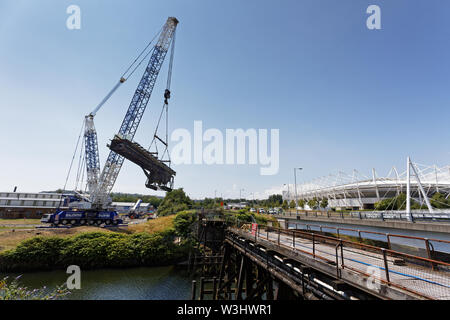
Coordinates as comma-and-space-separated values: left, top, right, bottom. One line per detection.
282, 159, 450, 210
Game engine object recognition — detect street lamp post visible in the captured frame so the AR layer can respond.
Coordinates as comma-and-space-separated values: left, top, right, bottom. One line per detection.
284, 183, 290, 213
294, 168, 303, 215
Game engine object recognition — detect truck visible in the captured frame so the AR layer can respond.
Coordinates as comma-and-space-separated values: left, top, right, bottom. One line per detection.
41, 210, 122, 226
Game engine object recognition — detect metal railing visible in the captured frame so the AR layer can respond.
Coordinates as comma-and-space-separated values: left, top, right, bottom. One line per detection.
277, 210, 450, 222
228, 219, 450, 300
288, 221, 450, 258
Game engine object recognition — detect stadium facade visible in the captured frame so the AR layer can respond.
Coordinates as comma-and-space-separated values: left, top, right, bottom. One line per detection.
282, 160, 450, 210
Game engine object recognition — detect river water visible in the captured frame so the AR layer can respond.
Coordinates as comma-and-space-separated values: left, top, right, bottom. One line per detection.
287, 220, 450, 253
1, 266, 193, 300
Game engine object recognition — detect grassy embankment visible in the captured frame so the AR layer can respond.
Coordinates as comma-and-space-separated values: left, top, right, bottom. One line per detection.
0, 214, 193, 272
0, 208, 279, 272
0, 216, 176, 253
0, 219, 42, 225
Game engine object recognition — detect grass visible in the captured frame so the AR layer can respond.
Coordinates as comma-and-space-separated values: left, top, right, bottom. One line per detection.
0, 227, 31, 231
0, 219, 41, 225
127, 215, 176, 234
0, 216, 177, 253
0, 226, 115, 253
0, 214, 187, 272
0, 227, 131, 253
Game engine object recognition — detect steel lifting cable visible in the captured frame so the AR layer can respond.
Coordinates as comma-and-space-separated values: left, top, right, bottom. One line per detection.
149, 30, 176, 162
166, 29, 176, 91
75, 148, 87, 192
121, 26, 163, 80
149, 103, 166, 155
90, 26, 164, 117
63, 120, 85, 192
78, 152, 86, 192
122, 26, 164, 80
74, 135, 86, 190
163, 29, 176, 162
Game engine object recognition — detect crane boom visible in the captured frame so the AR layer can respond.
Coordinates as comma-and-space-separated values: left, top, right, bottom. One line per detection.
84, 77, 126, 194
91, 17, 179, 208
84, 115, 101, 193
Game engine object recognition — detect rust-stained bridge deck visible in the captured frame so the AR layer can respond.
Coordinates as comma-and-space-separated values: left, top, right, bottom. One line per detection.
227, 225, 450, 300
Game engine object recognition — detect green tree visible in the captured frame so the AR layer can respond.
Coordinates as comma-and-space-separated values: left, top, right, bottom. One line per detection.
196, 198, 220, 209
320, 198, 328, 209
430, 192, 450, 209
374, 193, 425, 211
282, 200, 288, 210
298, 199, 305, 209
307, 198, 318, 210
289, 200, 296, 209
267, 194, 283, 206
143, 196, 163, 208
157, 189, 193, 216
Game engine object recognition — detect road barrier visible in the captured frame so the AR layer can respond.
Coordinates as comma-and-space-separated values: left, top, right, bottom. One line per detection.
278, 210, 450, 222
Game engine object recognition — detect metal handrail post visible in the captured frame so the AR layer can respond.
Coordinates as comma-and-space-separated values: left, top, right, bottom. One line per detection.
382, 249, 390, 284
293, 230, 296, 248
312, 233, 315, 258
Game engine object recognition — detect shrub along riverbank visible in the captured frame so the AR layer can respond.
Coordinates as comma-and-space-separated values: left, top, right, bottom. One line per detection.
0, 212, 197, 273
0, 208, 279, 272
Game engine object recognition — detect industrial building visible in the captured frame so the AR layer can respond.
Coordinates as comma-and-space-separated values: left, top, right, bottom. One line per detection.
282, 161, 450, 210
0, 191, 153, 218
0, 192, 64, 218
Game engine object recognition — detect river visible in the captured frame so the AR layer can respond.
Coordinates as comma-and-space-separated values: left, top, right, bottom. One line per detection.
287, 220, 450, 253
1, 266, 193, 300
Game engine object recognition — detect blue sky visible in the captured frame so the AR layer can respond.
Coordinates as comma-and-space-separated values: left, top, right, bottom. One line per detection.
0, 0, 449, 199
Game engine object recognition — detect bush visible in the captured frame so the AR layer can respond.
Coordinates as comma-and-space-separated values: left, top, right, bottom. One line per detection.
0, 229, 190, 272
374, 193, 425, 211
173, 210, 197, 238
430, 192, 450, 209
223, 211, 279, 227
0, 276, 70, 300
7, 237, 65, 269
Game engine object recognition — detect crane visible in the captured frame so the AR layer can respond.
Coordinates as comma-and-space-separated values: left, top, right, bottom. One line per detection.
42, 17, 179, 227
89, 16, 178, 209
